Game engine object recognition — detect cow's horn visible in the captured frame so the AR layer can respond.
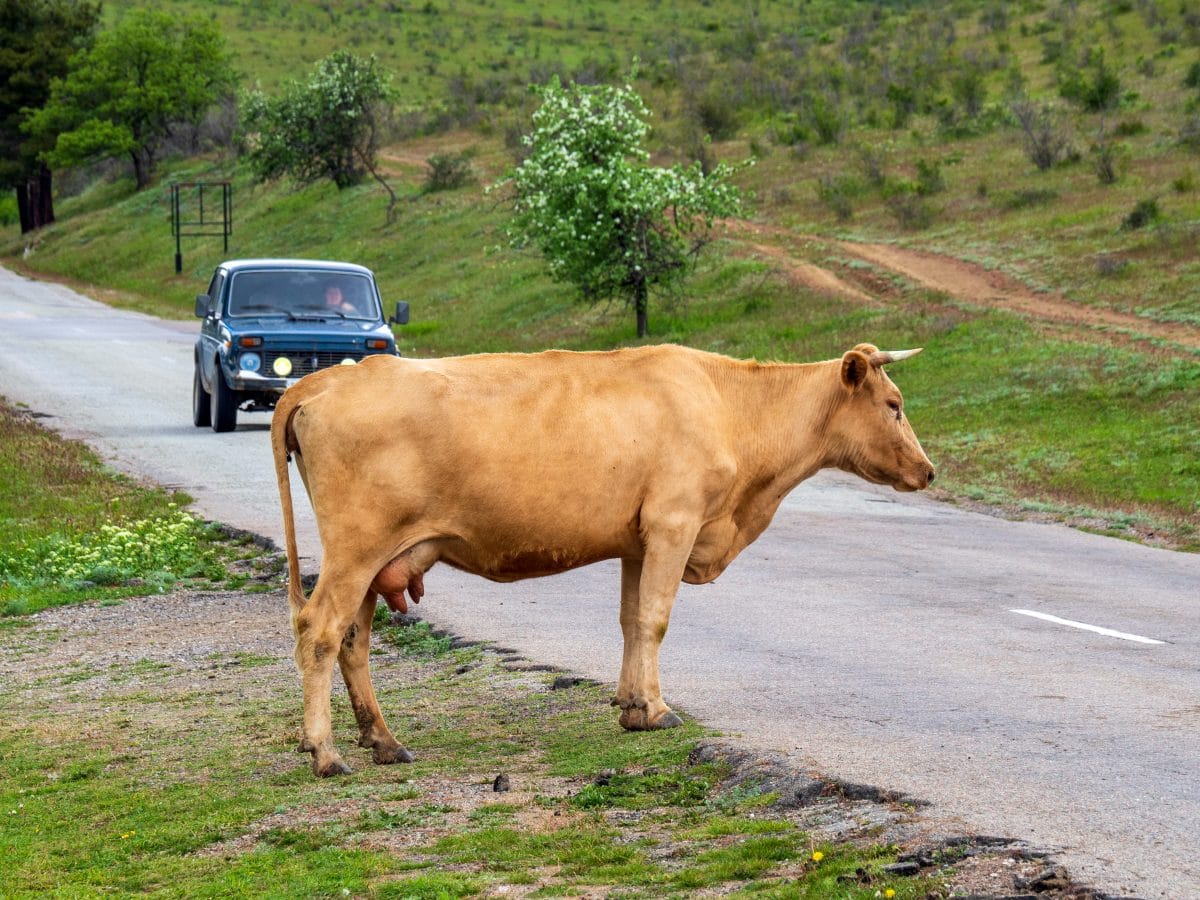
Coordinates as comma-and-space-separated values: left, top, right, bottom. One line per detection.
870, 348, 923, 366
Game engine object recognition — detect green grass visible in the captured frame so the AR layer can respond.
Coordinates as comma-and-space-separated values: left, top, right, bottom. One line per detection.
0, 399, 284, 616
0, 604, 938, 898
380, 615, 456, 657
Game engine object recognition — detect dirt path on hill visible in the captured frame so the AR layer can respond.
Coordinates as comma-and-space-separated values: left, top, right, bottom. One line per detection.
722, 220, 1200, 353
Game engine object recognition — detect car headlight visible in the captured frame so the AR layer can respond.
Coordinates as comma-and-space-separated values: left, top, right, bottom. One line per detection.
340, 358, 357, 366
239, 353, 262, 373
273, 356, 293, 377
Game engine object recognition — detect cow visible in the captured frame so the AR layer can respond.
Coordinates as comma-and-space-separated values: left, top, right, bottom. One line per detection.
271, 342, 934, 777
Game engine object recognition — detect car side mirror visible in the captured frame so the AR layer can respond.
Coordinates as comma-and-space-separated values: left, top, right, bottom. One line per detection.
194, 294, 212, 318
389, 301, 410, 326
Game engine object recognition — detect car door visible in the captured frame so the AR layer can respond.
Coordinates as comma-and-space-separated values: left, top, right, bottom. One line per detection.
197, 269, 226, 393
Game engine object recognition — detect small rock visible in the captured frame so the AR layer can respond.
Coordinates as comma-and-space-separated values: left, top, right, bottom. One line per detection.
881, 861, 921, 877
594, 768, 616, 786
1015, 865, 1071, 892
492, 774, 510, 792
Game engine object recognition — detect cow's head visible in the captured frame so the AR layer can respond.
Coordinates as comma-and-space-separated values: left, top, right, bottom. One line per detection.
829, 343, 935, 492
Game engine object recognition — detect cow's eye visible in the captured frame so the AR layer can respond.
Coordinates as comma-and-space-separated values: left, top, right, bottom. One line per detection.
887, 400, 902, 419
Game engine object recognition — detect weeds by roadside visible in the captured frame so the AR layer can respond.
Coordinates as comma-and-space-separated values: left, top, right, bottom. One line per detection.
0, 398, 284, 617
0, 588, 1079, 898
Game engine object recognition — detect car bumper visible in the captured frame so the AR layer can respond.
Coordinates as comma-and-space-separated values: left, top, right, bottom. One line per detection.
226, 370, 294, 393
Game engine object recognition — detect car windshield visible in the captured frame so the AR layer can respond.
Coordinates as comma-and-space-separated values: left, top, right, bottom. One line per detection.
227, 270, 380, 320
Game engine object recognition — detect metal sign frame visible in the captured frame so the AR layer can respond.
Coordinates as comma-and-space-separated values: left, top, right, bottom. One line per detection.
170, 182, 232, 273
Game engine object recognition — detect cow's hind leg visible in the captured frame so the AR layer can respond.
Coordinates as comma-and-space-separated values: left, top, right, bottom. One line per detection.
615, 545, 688, 732
339, 591, 413, 765
294, 574, 365, 777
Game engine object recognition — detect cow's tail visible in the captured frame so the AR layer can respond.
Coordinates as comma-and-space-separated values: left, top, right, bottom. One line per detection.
270, 390, 308, 620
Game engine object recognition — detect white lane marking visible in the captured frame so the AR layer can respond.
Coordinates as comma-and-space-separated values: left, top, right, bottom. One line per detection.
1010, 609, 1165, 645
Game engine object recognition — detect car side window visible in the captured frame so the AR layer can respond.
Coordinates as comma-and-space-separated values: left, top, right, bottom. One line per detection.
206, 272, 225, 319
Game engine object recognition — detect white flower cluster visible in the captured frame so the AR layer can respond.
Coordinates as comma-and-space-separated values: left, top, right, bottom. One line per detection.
0, 510, 202, 585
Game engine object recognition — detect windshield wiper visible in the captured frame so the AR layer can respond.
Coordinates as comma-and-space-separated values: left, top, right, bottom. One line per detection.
237, 304, 298, 320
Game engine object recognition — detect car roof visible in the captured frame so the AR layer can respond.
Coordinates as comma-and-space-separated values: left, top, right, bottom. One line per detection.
217, 259, 375, 276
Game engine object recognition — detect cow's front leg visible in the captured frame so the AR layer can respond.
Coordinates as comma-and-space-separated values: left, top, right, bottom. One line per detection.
294, 576, 362, 777
615, 544, 688, 731
338, 592, 413, 765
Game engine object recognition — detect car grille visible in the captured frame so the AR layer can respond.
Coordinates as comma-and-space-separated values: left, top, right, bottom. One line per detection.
264, 350, 368, 377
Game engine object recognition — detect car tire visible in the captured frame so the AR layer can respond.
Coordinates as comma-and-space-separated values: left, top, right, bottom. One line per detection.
192, 365, 212, 428
210, 366, 238, 433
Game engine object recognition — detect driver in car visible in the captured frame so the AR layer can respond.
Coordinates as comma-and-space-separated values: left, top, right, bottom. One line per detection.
323, 283, 359, 315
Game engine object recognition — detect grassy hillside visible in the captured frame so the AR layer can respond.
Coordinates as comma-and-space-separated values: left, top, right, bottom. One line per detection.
3, 0, 1199, 549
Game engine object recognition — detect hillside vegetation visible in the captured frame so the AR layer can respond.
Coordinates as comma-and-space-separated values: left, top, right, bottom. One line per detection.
3, 0, 1199, 549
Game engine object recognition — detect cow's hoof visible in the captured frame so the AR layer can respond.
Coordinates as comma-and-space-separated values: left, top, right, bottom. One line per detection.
619, 705, 683, 731
651, 710, 684, 729
313, 756, 352, 778
372, 743, 414, 765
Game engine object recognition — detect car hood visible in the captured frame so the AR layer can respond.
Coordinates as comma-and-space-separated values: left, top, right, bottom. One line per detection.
224, 319, 388, 343
227, 316, 388, 336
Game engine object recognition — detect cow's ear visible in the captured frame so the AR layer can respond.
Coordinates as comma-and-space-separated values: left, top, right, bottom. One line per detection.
841, 349, 871, 391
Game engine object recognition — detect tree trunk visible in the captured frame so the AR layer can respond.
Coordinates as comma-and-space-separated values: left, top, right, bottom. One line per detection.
16, 165, 56, 233
634, 278, 649, 338
16, 185, 31, 233
130, 148, 154, 190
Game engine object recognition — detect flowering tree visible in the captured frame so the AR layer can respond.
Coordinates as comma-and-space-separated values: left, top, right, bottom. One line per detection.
509, 77, 745, 337
241, 51, 398, 222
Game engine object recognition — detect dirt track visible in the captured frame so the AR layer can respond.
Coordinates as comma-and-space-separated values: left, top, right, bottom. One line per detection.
722, 219, 1200, 354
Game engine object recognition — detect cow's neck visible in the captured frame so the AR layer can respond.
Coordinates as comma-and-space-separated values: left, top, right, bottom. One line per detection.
716, 357, 840, 528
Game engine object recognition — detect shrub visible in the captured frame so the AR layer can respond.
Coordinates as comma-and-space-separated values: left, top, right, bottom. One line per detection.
1095, 253, 1130, 277
1003, 188, 1059, 210
884, 182, 935, 230
770, 113, 810, 147
1120, 197, 1161, 230
1185, 60, 1200, 89
424, 151, 476, 192
241, 51, 399, 219
915, 158, 946, 196
1172, 171, 1196, 192
980, 4, 1008, 33
1092, 136, 1123, 184
1012, 99, 1073, 170
816, 174, 860, 221
1058, 45, 1122, 111
692, 89, 741, 141
1179, 115, 1200, 152
802, 89, 847, 145
856, 144, 888, 187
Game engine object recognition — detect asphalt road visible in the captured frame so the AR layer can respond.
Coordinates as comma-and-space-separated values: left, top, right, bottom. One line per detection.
1, 265, 1197, 897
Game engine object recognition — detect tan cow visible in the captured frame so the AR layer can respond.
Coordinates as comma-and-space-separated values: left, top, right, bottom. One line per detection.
271, 343, 934, 777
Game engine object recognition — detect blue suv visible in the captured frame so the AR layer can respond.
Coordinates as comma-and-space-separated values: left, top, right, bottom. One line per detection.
192, 259, 408, 432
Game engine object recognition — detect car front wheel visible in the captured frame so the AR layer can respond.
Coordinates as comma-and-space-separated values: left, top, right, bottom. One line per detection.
192, 365, 212, 427
210, 366, 238, 432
